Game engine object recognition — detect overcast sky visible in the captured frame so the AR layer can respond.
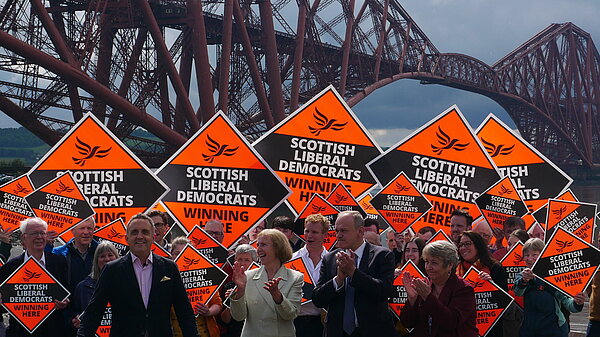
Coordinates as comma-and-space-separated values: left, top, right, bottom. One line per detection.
353, 0, 600, 146
1, 0, 598, 149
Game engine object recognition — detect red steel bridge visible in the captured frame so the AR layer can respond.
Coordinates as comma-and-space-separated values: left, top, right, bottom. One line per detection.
0, 0, 598, 167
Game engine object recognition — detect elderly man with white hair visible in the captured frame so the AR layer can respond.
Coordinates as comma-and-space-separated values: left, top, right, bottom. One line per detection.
0, 217, 70, 337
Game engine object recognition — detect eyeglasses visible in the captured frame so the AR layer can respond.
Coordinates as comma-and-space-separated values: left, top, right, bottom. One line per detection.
457, 241, 473, 249
25, 231, 47, 238
153, 222, 166, 228
206, 231, 224, 237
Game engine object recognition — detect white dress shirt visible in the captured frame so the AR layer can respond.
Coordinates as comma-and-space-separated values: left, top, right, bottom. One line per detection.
292, 246, 328, 316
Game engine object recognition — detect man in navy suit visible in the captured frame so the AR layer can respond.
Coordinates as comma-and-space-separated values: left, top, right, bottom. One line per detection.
77, 213, 198, 337
312, 211, 395, 337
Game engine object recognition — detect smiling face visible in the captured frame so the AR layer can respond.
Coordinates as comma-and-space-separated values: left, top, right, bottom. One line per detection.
151, 215, 169, 242
304, 221, 326, 249
423, 254, 452, 284
126, 218, 154, 260
458, 235, 478, 263
22, 221, 48, 254
450, 215, 469, 243
404, 241, 420, 264
257, 235, 278, 265
97, 250, 117, 271
73, 218, 95, 247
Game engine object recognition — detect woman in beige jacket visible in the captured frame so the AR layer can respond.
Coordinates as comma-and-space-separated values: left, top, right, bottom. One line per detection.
230, 229, 304, 337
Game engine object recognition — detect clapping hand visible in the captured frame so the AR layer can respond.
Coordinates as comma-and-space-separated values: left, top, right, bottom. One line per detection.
413, 277, 432, 299
263, 277, 283, 304
402, 272, 418, 305
232, 261, 247, 299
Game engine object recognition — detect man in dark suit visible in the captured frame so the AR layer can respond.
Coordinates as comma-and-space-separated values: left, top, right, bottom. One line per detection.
0, 217, 69, 337
312, 211, 395, 337
77, 213, 198, 337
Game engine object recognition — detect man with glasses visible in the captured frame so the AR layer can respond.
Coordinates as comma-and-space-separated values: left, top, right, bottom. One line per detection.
204, 219, 225, 244
147, 210, 171, 252
0, 217, 70, 337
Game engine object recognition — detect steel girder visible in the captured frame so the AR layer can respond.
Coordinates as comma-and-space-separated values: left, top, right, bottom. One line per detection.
0, 0, 598, 168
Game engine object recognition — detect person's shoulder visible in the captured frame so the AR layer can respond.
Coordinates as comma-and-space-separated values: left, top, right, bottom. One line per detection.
51, 242, 70, 256
46, 251, 68, 265
2, 253, 25, 268
286, 267, 304, 280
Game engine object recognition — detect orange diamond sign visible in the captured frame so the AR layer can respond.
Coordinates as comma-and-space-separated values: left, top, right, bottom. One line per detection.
0, 258, 70, 333
0, 174, 35, 232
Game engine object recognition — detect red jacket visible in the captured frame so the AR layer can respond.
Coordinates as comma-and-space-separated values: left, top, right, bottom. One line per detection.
400, 273, 478, 337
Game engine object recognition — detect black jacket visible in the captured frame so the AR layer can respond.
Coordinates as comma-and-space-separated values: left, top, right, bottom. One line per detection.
312, 242, 396, 337
77, 252, 198, 337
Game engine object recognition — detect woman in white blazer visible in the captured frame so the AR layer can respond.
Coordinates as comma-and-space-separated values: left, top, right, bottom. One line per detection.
230, 229, 304, 337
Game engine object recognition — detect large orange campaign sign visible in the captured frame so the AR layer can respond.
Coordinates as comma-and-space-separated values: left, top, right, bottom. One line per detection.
325, 183, 367, 218
175, 244, 228, 310
500, 242, 526, 308
157, 112, 290, 248
369, 172, 432, 234
0, 174, 35, 232
545, 199, 596, 244
294, 194, 339, 250
368, 106, 500, 233
463, 267, 513, 337
27, 113, 168, 226
475, 114, 572, 213
0, 257, 70, 333
253, 86, 382, 215
25, 171, 94, 236
284, 257, 316, 304
475, 176, 528, 232
388, 260, 426, 319
532, 227, 600, 297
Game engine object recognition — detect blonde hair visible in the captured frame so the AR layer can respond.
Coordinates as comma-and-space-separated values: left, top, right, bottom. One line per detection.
92, 242, 120, 280
258, 229, 293, 262
305, 214, 330, 233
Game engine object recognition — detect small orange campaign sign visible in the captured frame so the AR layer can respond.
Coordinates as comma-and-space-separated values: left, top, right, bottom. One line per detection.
94, 304, 112, 337
475, 115, 572, 213
175, 244, 228, 310
545, 199, 596, 243
531, 227, 600, 298
367, 106, 500, 233
27, 113, 168, 226
358, 193, 386, 230
388, 260, 426, 319
151, 242, 171, 258
325, 183, 367, 218
294, 194, 339, 250
254, 86, 382, 215
425, 229, 452, 244
186, 225, 229, 267
0, 257, 70, 333
0, 174, 35, 232
531, 189, 578, 229
93, 219, 129, 256
463, 267, 513, 337
157, 112, 290, 248
284, 257, 315, 304
370, 172, 432, 234
500, 242, 526, 308
25, 171, 95, 236
475, 177, 528, 232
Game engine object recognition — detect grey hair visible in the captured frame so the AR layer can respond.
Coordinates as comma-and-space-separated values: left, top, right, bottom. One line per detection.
91, 241, 120, 280
522, 238, 544, 254
170, 236, 190, 251
337, 210, 364, 229
235, 244, 258, 261
423, 240, 459, 269
19, 217, 48, 233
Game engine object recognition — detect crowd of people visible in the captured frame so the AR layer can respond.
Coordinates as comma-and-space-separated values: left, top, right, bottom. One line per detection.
0, 207, 597, 337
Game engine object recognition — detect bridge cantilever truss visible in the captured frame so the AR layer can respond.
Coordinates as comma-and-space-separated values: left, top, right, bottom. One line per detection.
0, 0, 598, 167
